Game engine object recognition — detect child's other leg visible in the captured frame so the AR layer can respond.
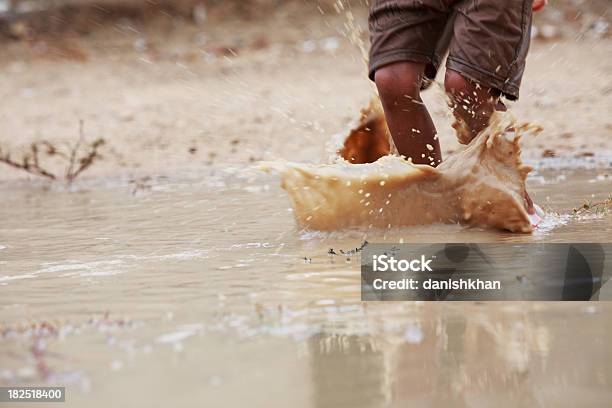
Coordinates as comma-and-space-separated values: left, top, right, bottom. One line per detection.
443, 1, 534, 143
444, 69, 536, 215
375, 61, 442, 166
444, 69, 506, 145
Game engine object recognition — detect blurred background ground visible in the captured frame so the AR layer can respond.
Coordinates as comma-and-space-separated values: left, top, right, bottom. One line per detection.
0, 0, 610, 181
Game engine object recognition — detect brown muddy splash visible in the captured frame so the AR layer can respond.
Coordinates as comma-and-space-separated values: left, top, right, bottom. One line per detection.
264, 98, 542, 233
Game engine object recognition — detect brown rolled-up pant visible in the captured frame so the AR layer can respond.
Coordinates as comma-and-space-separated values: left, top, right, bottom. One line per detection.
368, 0, 533, 100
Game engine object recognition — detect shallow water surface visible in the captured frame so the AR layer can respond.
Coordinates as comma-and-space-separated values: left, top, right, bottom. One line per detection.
0, 165, 611, 407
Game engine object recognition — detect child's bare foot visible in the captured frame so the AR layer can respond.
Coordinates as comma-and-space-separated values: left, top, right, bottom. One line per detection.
524, 190, 535, 214
525, 191, 545, 227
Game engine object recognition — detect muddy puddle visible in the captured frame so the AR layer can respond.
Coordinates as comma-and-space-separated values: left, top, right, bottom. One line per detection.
0, 163, 611, 407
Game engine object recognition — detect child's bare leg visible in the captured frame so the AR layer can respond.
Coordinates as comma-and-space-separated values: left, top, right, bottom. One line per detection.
444, 69, 506, 144
375, 61, 442, 167
445, 69, 537, 215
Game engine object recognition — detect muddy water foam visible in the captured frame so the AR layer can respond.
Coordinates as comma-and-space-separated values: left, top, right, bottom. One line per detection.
266, 99, 542, 232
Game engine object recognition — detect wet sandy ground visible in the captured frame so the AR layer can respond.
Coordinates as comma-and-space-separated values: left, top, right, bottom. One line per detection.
0, 3, 611, 407
0, 6, 610, 182
0, 164, 611, 407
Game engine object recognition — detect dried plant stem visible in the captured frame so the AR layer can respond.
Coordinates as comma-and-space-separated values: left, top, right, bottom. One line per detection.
0, 121, 105, 183
572, 196, 612, 216
0, 143, 57, 179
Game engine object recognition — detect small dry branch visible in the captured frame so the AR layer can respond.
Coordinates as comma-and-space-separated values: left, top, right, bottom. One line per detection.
0, 121, 105, 183
572, 196, 612, 216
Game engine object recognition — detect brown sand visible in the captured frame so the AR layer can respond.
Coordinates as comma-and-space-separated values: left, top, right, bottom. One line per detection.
0, 3, 610, 182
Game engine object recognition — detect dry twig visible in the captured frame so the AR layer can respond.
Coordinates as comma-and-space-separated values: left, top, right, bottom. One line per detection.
572, 196, 612, 216
0, 121, 105, 183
